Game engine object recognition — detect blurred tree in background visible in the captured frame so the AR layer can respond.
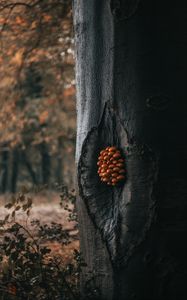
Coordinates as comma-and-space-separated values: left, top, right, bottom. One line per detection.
0, 0, 76, 192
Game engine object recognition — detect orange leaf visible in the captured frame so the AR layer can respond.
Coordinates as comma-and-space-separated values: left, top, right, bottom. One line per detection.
63, 86, 75, 97
43, 14, 52, 22
39, 111, 49, 124
15, 16, 27, 26
11, 48, 24, 66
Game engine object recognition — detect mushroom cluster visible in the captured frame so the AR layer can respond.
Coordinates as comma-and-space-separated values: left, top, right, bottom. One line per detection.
97, 146, 125, 186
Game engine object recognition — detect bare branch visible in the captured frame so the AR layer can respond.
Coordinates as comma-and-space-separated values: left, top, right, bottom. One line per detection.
0, 1, 43, 11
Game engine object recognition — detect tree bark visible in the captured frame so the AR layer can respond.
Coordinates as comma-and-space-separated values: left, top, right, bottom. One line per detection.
73, 1, 187, 299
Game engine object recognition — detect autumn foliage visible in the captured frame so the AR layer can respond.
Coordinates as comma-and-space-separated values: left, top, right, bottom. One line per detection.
0, 0, 76, 191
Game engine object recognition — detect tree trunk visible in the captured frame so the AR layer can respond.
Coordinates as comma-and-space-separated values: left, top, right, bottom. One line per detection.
0, 149, 9, 193
56, 136, 63, 184
73, 1, 187, 300
11, 148, 19, 193
40, 142, 51, 185
21, 151, 38, 185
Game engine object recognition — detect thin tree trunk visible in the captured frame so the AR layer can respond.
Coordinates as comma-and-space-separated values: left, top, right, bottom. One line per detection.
56, 136, 63, 184
40, 142, 51, 185
73, 0, 187, 299
1, 149, 9, 193
21, 151, 38, 185
11, 148, 19, 193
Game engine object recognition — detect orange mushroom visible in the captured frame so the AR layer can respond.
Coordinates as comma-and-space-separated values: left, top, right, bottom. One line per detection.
97, 146, 126, 186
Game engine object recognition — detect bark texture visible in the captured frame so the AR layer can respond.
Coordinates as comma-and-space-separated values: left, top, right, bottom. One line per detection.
73, 0, 187, 299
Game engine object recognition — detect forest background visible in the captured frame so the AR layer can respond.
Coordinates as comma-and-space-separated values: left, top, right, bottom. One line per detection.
0, 0, 76, 193
0, 2, 80, 299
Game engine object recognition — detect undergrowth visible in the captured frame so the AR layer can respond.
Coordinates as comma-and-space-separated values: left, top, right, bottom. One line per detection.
0, 186, 85, 300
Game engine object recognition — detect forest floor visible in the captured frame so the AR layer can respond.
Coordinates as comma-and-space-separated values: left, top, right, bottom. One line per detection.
0, 191, 79, 264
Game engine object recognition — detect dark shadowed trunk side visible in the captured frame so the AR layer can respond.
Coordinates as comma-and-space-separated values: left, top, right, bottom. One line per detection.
73, 1, 187, 299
